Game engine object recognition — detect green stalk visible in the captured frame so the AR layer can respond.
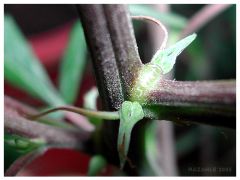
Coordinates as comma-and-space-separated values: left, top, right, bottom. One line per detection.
26, 106, 120, 120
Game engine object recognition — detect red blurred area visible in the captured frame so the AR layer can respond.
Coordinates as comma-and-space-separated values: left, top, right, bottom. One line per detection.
29, 21, 72, 66
17, 148, 115, 176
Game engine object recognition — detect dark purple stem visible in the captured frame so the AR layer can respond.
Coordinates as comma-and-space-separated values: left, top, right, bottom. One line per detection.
103, 5, 142, 98
76, 5, 144, 173
149, 79, 235, 107
144, 79, 236, 128
76, 4, 124, 110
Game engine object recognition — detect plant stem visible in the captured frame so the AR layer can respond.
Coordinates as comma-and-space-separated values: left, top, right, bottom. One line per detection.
103, 5, 142, 98
77, 5, 144, 173
27, 106, 119, 120
76, 4, 124, 110
132, 15, 168, 50
144, 79, 236, 128
181, 4, 231, 37
148, 79, 235, 107
76, 4, 125, 167
5, 97, 90, 148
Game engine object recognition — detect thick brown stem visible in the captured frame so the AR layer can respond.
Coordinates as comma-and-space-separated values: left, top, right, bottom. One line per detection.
144, 80, 236, 128
76, 4, 124, 167
76, 5, 124, 110
148, 79, 235, 107
103, 5, 142, 98
76, 5, 144, 173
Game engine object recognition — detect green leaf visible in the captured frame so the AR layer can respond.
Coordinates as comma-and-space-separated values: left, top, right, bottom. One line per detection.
151, 33, 197, 74
4, 15, 64, 106
129, 4, 187, 29
144, 121, 164, 175
87, 155, 107, 176
118, 101, 144, 169
59, 21, 87, 104
4, 133, 45, 171
176, 127, 200, 157
4, 134, 45, 154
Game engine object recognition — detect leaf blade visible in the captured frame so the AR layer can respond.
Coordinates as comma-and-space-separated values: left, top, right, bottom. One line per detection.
151, 33, 197, 74
4, 15, 64, 106
59, 21, 87, 104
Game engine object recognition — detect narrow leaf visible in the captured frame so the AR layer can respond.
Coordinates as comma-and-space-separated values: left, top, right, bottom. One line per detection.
59, 21, 87, 104
4, 15, 64, 106
151, 33, 197, 74
144, 121, 164, 175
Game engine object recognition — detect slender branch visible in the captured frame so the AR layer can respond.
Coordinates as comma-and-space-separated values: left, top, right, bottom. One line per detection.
5, 94, 94, 132
26, 106, 119, 120
5, 97, 90, 148
181, 4, 231, 37
144, 79, 236, 128
132, 15, 168, 50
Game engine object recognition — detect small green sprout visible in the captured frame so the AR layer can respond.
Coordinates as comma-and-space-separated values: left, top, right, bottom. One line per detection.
151, 33, 197, 74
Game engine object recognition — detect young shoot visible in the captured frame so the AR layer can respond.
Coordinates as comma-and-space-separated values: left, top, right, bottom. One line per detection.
131, 16, 197, 103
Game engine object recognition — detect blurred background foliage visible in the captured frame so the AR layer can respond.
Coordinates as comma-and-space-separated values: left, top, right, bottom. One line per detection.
4, 4, 236, 176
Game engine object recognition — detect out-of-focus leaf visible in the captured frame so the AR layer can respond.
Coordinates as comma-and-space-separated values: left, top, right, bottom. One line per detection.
151, 33, 197, 74
176, 127, 200, 157
129, 4, 187, 30
140, 121, 164, 176
4, 15, 64, 106
59, 22, 87, 104
4, 134, 45, 154
4, 142, 22, 171
87, 155, 107, 176
185, 38, 209, 80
